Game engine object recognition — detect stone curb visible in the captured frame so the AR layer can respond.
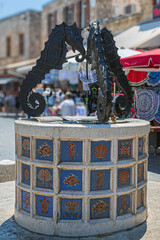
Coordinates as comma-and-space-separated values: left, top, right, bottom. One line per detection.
0, 160, 15, 183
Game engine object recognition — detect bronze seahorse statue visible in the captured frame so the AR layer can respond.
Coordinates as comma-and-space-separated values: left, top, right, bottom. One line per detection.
19, 23, 85, 117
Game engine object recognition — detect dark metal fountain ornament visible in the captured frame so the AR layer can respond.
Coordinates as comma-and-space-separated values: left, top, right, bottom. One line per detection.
86, 21, 133, 123
19, 23, 85, 117
19, 21, 133, 123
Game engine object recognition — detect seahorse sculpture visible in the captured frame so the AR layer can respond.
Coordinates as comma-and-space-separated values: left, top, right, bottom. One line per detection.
86, 21, 133, 122
101, 28, 133, 118
87, 21, 112, 123
19, 23, 85, 117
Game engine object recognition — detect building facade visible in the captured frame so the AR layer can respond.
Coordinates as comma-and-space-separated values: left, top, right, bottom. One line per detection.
0, 11, 41, 68
41, 0, 152, 47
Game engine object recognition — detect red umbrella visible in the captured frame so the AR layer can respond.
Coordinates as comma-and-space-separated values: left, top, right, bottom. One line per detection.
120, 48, 160, 72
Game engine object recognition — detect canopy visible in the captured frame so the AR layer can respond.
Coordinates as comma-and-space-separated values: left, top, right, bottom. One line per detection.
114, 20, 160, 49
120, 48, 160, 72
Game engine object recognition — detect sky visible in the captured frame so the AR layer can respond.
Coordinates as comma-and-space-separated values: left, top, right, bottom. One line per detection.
0, 0, 52, 20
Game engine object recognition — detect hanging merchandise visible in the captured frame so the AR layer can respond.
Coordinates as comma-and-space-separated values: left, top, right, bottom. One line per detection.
136, 89, 159, 121
127, 70, 148, 86
79, 70, 97, 84
155, 92, 160, 124
147, 72, 160, 86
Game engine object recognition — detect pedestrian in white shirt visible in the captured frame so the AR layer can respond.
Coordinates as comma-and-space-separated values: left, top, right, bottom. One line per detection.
57, 91, 76, 116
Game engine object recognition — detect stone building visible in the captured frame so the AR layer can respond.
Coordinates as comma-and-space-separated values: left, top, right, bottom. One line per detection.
41, 0, 152, 46
0, 10, 41, 69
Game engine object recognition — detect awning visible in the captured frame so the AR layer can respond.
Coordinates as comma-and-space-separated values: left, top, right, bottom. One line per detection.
114, 20, 160, 49
0, 78, 14, 85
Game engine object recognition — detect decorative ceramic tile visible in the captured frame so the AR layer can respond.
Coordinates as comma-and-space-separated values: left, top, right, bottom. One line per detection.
137, 188, 143, 209
90, 198, 110, 219
22, 190, 30, 213
36, 195, 53, 218
118, 139, 132, 160
90, 170, 110, 191
60, 141, 83, 162
118, 168, 131, 188
22, 136, 30, 158
61, 198, 82, 220
91, 141, 111, 162
138, 137, 144, 157
117, 194, 131, 216
22, 163, 30, 185
60, 170, 82, 191
137, 163, 144, 184
36, 167, 53, 190
36, 139, 53, 161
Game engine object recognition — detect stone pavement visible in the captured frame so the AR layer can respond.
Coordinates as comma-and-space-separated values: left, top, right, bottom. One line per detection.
0, 154, 160, 240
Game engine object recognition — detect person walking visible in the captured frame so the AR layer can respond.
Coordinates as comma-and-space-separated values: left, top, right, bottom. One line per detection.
57, 91, 76, 116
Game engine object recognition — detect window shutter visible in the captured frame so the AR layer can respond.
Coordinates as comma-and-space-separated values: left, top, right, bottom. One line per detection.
85, 0, 90, 26
6, 36, 11, 57
19, 33, 24, 55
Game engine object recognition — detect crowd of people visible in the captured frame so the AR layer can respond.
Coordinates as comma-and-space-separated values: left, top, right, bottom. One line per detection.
0, 85, 87, 117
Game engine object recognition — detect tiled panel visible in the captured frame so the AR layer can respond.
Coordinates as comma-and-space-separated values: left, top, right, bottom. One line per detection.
60, 170, 82, 191
137, 188, 143, 209
91, 141, 111, 162
36, 195, 53, 218
90, 170, 110, 191
137, 163, 144, 184
60, 141, 83, 162
22, 190, 30, 213
90, 198, 110, 219
118, 139, 132, 160
118, 168, 131, 188
22, 136, 30, 158
36, 167, 53, 190
138, 137, 144, 157
117, 194, 131, 216
36, 139, 53, 161
60, 199, 82, 220
22, 163, 30, 185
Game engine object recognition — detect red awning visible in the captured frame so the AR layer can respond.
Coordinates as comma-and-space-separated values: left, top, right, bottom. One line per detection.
120, 48, 160, 71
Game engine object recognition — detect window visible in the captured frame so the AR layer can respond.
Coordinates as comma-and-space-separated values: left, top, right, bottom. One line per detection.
48, 12, 57, 35
63, 4, 74, 26
19, 33, 24, 55
77, 0, 90, 28
6, 36, 11, 57
124, 4, 136, 14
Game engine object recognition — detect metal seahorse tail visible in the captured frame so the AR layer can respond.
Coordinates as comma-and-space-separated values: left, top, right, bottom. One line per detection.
101, 28, 133, 117
19, 23, 85, 117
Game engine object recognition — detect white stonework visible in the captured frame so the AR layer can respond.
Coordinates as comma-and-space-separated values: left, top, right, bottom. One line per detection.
14, 117, 150, 237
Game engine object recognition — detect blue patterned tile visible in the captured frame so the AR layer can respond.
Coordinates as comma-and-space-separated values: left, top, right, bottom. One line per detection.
22, 190, 30, 213
91, 141, 111, 162
118, 139, 132, 160
138, 137, 144, 157
36, 167, 53, 190
36, 195, 53, 218
61, 141, 83, 162
90, 170, 110, 191
36, 139, 53, 161
22, 163, 30, 185
60, 170, 82, 191
90, 198, 110, 219
61, 199, 82, 220
138, 163, 144, 184
22, 136, 30, 158
118, 168, 131, 188
137, 188, 143, 209
117, 194, 131, 216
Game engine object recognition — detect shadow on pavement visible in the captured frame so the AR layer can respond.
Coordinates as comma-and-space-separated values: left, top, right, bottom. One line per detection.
148, 153, 160, 175
0, 216, 147, 240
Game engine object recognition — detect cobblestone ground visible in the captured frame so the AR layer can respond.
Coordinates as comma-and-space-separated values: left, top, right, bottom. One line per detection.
0, 114, 17, 161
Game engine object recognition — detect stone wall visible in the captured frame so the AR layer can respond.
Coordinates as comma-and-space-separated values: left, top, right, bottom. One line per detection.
0, 11, 41, 68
